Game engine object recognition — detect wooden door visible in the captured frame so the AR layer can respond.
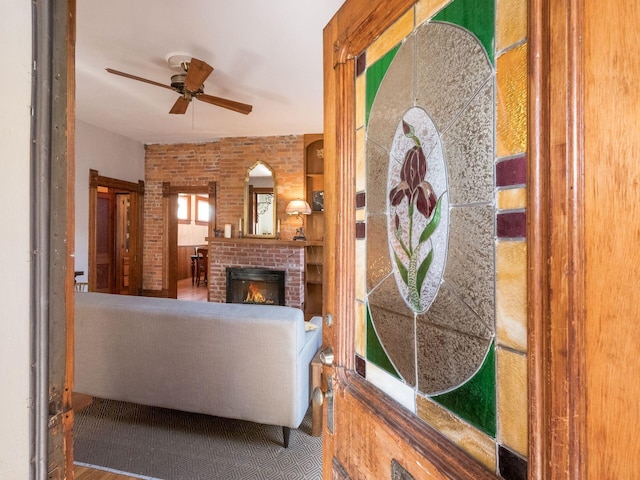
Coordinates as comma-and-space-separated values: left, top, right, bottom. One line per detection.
323, 0, 640, 480
95, 190, 115, 293
115, 193, 131, 294
94, 190, 131, 294
322, 1, 499, 478
89, 169, 144, 295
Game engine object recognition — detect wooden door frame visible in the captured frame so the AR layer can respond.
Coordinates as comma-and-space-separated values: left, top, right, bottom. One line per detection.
38, 0, 76, 476
88, 168, 145, 295
163, 182, 217, 298
528, 0, 586, 477
323, 0, 586, 478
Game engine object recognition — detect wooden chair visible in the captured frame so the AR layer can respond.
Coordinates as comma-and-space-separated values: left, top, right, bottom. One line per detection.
195, 247, 208, 287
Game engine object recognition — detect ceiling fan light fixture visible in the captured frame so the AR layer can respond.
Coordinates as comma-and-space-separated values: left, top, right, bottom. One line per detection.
165, 52, 193, 70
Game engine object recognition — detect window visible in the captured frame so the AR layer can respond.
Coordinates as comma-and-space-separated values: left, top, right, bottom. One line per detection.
177, 194, 191, 224
195, 195, 209, 225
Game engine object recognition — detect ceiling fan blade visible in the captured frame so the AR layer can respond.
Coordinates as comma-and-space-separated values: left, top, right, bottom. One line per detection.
184, 58, 214, 92
196, 93, 253, 115
106, 68, 173, 91
169, 96, 190, 114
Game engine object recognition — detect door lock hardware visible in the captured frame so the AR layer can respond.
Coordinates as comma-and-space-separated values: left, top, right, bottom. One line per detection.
312, 386, 333, 406
319, 346, 334, 366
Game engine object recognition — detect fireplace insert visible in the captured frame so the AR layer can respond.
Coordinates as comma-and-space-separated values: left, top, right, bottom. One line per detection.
226, 267, 286, 306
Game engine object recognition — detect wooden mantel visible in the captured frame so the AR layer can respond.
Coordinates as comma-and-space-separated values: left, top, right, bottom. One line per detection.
206, 237, 322, 247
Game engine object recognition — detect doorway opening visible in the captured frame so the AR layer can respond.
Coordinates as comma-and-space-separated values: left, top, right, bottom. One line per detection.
164, 182, 217, 299
176, 192, 211, 302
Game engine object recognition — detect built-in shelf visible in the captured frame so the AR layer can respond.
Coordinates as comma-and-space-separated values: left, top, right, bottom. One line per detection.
304, 134, 325, 320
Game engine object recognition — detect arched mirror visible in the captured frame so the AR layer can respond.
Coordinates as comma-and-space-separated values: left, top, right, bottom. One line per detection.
244, 161, 276, 237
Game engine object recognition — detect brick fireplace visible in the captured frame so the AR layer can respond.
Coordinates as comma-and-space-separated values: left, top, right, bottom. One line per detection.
142, 135, 306, 293
207, 238, 305, 308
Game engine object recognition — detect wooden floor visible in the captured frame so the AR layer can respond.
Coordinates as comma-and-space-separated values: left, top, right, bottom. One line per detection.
74, 465, 139, 480
177, 276, 208, 301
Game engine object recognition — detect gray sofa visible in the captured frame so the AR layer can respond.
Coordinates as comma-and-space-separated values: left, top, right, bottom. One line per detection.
74, 292, 322, 447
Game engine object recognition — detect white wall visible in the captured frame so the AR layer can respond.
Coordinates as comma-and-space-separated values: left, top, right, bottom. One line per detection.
75, 120, 145, 281
0, 2, 32, 478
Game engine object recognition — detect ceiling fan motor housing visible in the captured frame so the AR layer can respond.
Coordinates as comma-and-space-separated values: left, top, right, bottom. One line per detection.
171, 73, 204, 95
171, 73, 186, 92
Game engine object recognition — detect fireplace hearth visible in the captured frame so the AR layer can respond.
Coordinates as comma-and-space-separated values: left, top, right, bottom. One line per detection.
226, 268, 286, 306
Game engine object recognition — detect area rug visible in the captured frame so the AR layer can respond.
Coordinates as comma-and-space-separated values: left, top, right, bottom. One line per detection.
74, 398, 322, 480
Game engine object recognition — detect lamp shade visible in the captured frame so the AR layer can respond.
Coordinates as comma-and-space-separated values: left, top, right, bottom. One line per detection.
286, 199, 312, 215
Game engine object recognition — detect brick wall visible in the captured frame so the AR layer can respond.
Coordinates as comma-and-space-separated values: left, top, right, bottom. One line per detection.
208, 240, 305, 308
143, 135, 306, 292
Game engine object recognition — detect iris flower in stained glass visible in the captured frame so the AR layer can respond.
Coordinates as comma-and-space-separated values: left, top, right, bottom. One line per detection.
389, 120, 443, 312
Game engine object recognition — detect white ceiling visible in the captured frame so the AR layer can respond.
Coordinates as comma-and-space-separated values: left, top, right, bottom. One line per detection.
76, 1, 344, 145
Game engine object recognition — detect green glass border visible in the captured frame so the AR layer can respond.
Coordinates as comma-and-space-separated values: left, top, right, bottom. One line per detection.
433, 0, 495, 64
430, 341, 497, 437
366, 303, 401, 379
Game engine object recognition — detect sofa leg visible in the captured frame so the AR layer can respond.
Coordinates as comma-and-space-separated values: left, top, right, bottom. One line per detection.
282, 426, 291, 448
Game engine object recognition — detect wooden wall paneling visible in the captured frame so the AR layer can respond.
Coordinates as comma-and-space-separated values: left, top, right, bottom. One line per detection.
177, 246, 195, 280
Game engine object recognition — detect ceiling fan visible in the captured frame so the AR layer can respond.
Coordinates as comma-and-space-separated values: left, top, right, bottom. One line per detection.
106, 57, 253, 115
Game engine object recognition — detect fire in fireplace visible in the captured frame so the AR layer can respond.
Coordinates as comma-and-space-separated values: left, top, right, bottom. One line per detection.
226, 268, 286, 306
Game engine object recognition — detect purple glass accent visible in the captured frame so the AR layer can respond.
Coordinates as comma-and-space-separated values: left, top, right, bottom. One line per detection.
497, 212, 526, 238
356, 192, 366, 208
355, 355, 367, 377
496, 155, 527, 187
356, 52, 367, 77
498, 445, 527, 480
356, 222, 366, 239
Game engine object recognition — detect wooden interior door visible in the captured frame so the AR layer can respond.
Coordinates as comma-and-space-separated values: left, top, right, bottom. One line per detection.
94, 189, 132, 294
89, 169, 144, 295
115, 193, 131, 294
95, 189, 115, 293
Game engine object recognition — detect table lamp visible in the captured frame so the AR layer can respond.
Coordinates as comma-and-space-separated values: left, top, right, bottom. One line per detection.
286, 199, 312, 240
